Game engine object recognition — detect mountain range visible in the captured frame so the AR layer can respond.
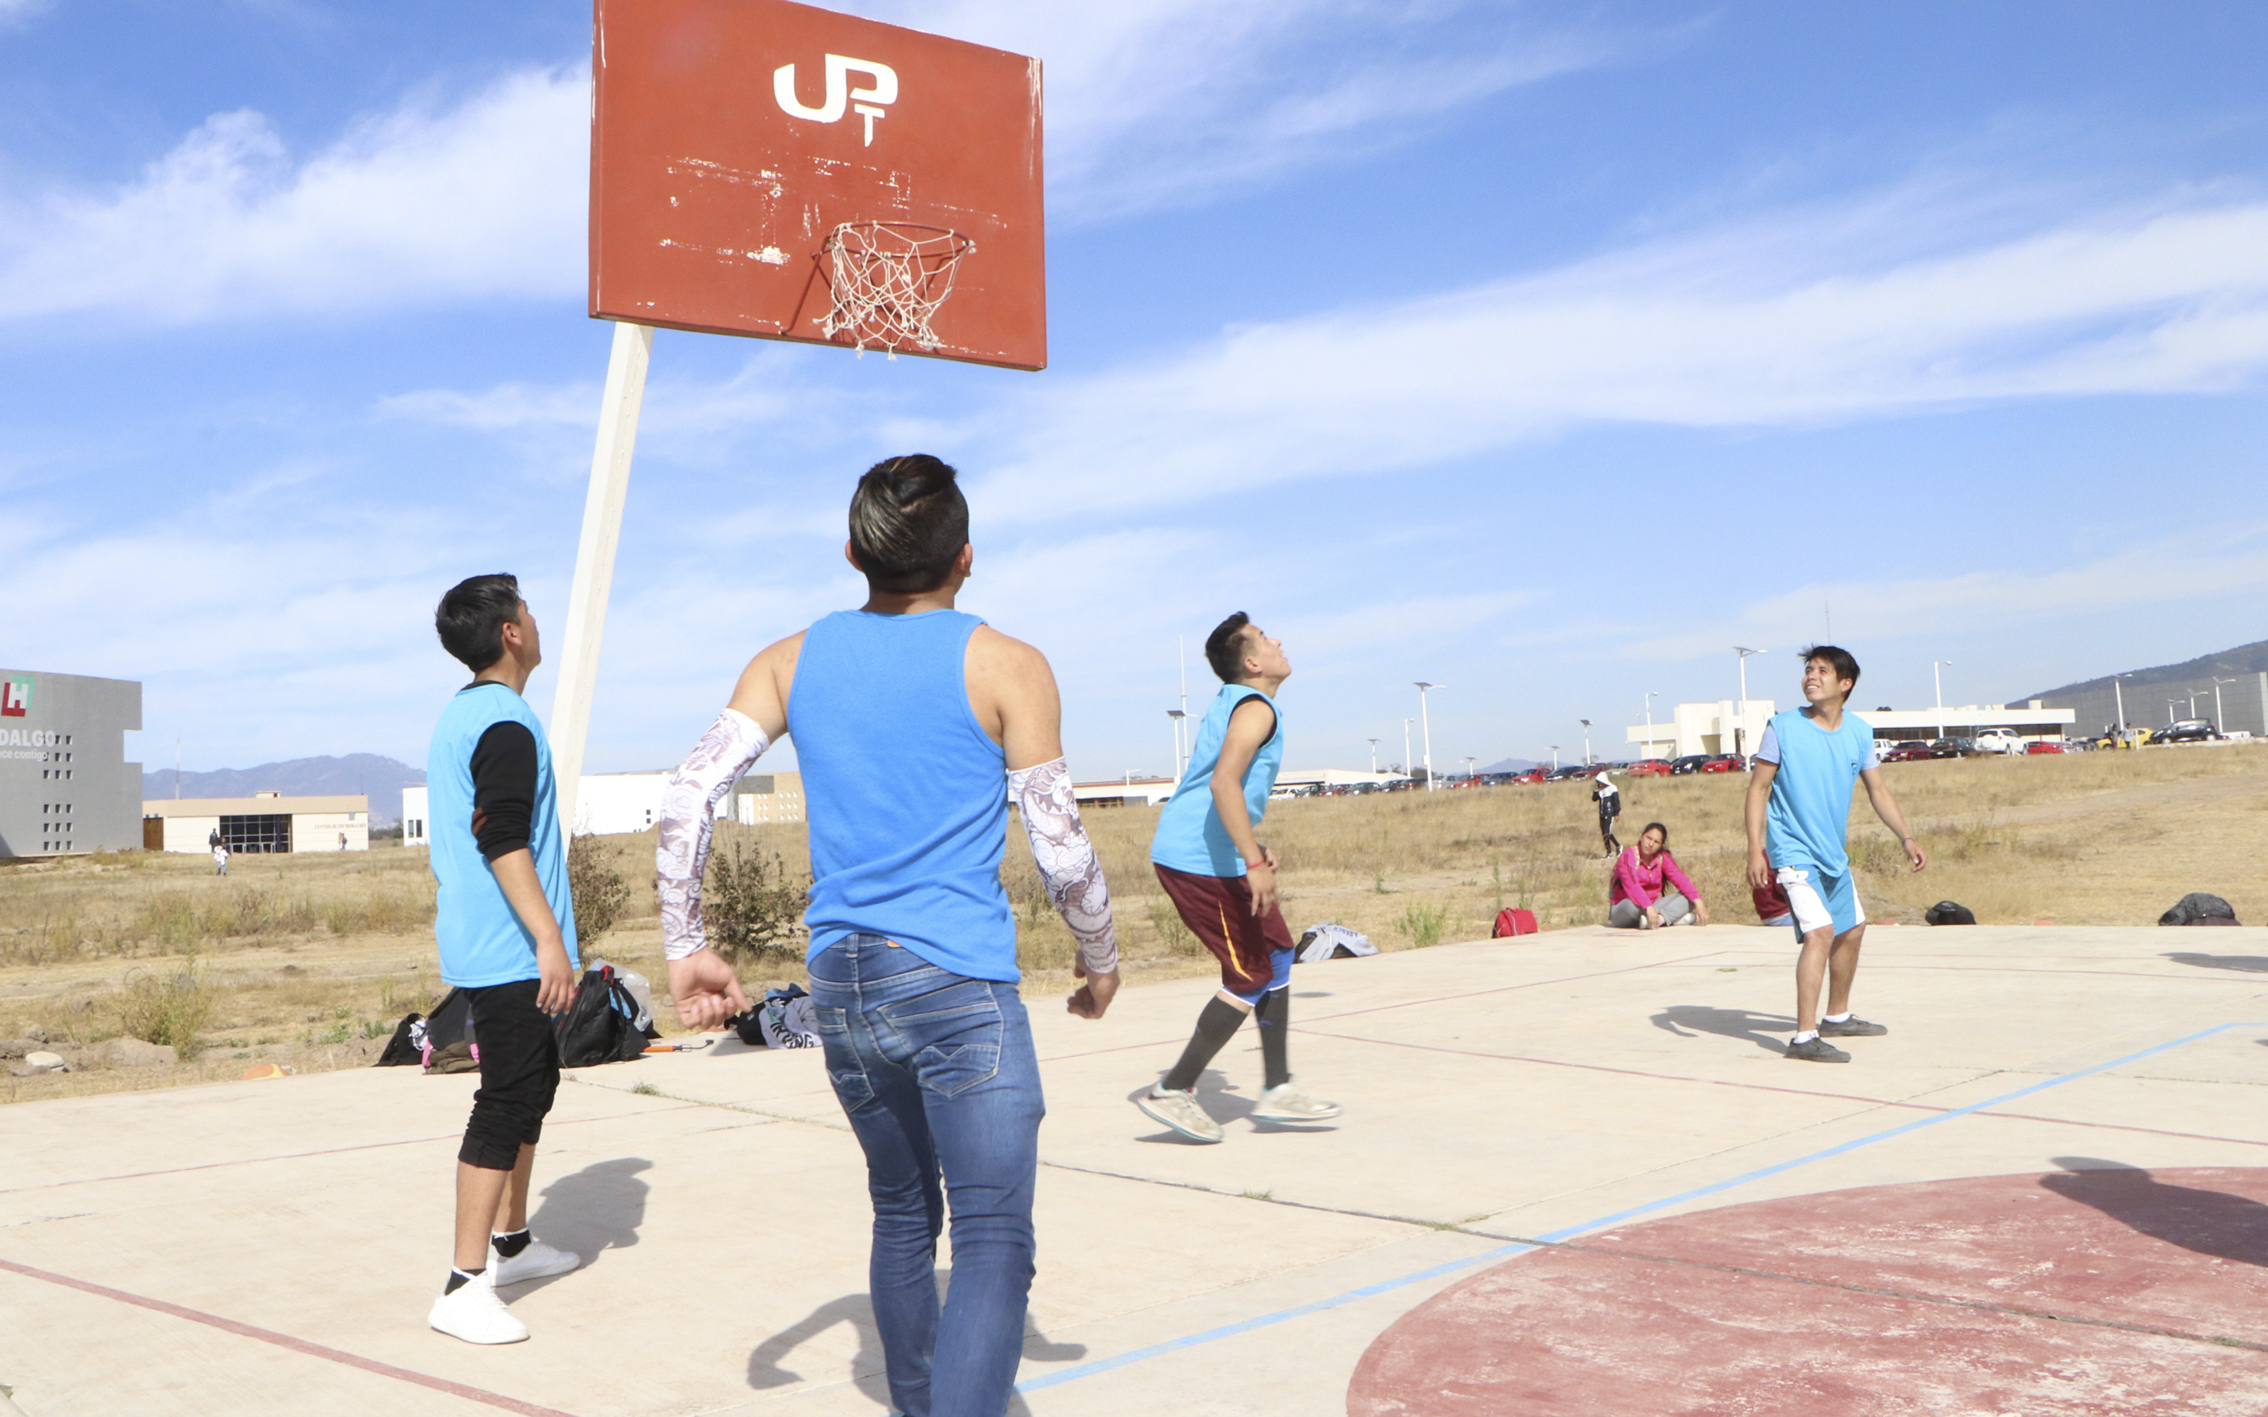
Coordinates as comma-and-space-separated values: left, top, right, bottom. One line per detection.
144, 755, 423, 826
2025, 638, 2268, 700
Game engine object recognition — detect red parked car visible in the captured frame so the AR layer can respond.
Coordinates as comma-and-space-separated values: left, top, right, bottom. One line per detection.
1624, 759, 1674, 778
2023, 740, 2069, 755
1513, 766, 1550, 784
1882, 741, 1937, 763
1699, 753, 1748, 773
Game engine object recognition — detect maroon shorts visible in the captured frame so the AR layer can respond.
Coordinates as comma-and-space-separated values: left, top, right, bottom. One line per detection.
1155, 862, 1297, 1000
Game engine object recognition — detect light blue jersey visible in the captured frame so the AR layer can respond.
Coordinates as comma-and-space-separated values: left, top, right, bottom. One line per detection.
788, 609, 1017, 982
1151, 684, 1283, 877
426, 682, 579, 988
1758, 707, 1876, 877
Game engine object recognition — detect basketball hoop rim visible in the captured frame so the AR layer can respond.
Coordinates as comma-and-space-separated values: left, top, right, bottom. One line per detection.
821, 220, 977, 258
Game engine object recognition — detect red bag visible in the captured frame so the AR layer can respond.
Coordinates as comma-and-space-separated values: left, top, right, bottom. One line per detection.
1492, 908, 1538, 938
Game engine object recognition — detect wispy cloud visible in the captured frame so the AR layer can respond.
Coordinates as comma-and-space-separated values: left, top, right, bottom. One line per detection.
963, 194, 2268, 519
0, 66, 586, 325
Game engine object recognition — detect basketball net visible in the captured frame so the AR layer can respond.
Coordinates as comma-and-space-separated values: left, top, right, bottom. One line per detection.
819, 222, 976, 356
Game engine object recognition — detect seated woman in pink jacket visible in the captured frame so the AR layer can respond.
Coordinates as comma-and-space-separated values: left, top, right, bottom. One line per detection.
1607, 821, 1711, 929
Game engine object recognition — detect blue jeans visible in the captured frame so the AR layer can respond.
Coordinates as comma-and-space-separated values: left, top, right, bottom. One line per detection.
807, 936, 1044, 1417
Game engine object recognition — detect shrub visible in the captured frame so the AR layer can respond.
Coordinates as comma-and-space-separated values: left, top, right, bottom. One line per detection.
1397, 898, 1451, 949
118, 958, 214, 1057
568, 835, 633, 940
1147, 899, 1202, 956
703, 841, 808, 966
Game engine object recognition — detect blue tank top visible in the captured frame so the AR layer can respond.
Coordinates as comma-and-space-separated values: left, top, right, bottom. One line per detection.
426, 682, 579, 987
787, 609, 1016, 981
1151, 683, 1282, 877
1763, 707, 1875, 877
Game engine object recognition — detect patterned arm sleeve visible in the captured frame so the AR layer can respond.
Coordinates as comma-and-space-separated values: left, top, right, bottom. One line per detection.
1007, 757, 1119, 976
656, 708, 770, 961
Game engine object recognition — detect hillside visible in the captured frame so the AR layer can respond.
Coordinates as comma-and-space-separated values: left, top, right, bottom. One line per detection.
143, 755, 423, 825
2026, 638, 2268, 700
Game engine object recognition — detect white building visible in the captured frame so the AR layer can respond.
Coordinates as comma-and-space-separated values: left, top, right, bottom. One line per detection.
1626, 697, 2076, 758
142, 792, 369, 854
401, 771, 804, 846
1073, 768, 1402, 810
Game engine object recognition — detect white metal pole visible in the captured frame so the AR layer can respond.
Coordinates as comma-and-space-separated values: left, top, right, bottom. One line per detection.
1416, 684, 1438, 789
549, 320, 655, 847
2113, 675, 2126, 733
1580, 719, 1591, 766
1402, 718, 1414, 780
1933, 660, 1950, 739
1367, 739, 1379, 774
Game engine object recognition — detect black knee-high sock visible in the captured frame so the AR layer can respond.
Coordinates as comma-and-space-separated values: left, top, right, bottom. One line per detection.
1256, 988, 1290, 1090
1162, 997, 1247, 1092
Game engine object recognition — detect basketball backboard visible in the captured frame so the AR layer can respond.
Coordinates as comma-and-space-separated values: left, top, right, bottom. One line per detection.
591, 0, 1046, 370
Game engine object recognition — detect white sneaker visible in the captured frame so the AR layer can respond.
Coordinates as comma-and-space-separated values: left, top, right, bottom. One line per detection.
428, 1271, 529, 1344
1134, 1084, 1224, 1143
490, 1237, 581, 1287
1249, 1082, 1342, 1122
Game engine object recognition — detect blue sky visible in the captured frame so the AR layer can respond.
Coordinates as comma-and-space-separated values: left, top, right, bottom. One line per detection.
6, 1, 2268, 781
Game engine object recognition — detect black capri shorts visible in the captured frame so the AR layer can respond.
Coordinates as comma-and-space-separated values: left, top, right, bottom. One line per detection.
459, 978, 561, 1171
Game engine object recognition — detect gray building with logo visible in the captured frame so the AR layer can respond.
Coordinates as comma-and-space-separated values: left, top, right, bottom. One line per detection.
2029, 640, 2268, 740
0, 669, 143, 858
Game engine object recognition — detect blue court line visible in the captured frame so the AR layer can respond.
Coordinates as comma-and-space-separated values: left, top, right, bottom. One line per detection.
1017, 1020, 2258, 1394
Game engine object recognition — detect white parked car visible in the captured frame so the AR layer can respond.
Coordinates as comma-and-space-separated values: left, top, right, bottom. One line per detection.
1972, 727, 2024, 755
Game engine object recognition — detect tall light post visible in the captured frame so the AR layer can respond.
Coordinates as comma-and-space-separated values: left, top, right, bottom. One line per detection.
1367, 738, 1380, 774
1550, 744, 1560, 770
1402, 718, 1414, 779
1734, 646, 1765, 756
1463, 755, 1477, 782
1933, 660, 1952, 738
1579, 719, 1592, 766
2209, 677, 2237, 729
1166, 709, 1188, 781
1643, 691, 1659, 757
2112, 672, 2132, 735
1414, 683, 1442, 790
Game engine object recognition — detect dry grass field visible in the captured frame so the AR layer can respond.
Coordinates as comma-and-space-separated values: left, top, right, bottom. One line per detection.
2, 741, 2258, 1105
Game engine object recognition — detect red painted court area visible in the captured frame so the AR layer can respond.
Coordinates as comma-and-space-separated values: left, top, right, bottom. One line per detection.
1351, 1165, 2268, 1415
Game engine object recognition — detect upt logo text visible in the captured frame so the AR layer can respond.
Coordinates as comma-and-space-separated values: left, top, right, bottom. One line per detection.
774, 54, 898, 146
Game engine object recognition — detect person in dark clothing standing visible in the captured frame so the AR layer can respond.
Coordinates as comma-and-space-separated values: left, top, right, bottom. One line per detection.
423, 574, 588, 1344
1592, 771, 1622, 857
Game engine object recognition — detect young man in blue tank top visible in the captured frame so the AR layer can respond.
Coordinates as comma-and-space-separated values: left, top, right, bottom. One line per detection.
1136, 613, 1340, 1143
1744, 646, 1927, 1063
421, 575, 588, 1345
655, 456, 1122, 1417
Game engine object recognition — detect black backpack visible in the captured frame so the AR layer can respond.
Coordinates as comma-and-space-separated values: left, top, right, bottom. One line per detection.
1924, 900, 1977, 926
555, 965, 658, 1067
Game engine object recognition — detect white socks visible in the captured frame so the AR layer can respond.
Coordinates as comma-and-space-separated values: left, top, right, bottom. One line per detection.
1824, 1012, 1851, 1024
1791, 1030, 1820, 1044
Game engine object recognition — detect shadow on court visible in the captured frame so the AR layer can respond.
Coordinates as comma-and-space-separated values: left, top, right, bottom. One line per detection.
1650, 1005, 1794, 1053
748, 1269, 1079, 1410
2041, 1158, 2268, 1268
2162, 952, 2268, 974
516, 1157, 650, 1292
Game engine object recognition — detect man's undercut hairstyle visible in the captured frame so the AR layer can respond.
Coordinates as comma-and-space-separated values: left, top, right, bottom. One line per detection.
1801, 643, 1861, 689
436, 574, 523, 673
847, 454, 970, 594
1205, 612, 1256, 683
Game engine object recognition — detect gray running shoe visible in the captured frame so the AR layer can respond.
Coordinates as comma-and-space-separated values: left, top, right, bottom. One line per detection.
1818, 1016, 1888, 1037
1134, 1085, 1224, 1143
1249, 1082, 1342, 1122
1786, 1036, 1851, 1062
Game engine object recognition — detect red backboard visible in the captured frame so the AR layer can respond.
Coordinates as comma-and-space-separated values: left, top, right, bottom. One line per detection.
591, 0, 1046, 370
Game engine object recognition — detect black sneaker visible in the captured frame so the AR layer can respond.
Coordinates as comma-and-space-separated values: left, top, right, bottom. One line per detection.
1819, 1016, 1888, 1037
1786, 1037, 1851, 1062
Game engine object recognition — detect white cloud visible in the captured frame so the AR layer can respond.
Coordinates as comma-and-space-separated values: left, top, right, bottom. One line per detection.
0, 66, 586, 324
962, 196, 2268, 520
1628, 525, 2268, 663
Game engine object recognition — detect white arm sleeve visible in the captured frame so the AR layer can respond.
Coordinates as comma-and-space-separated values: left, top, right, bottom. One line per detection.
1007, 757, 1119, 976
656, 708, 770, 961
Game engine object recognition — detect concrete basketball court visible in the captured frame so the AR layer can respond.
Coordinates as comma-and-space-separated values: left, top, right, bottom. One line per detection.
4, 923, 2266, 1416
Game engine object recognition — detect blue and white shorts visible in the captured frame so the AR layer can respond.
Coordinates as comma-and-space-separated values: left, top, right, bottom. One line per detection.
1777, 865, 1864, 937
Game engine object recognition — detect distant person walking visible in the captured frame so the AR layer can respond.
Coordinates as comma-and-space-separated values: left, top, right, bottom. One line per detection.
212, 842, 228, 876
1137, 613, 1339, 1144
657, 455, 1122, 1417
1607, 822, 1708, 928
1745, 646, 1926, 1063
423, 574, 586, 1344
1592, 772, 1622, 856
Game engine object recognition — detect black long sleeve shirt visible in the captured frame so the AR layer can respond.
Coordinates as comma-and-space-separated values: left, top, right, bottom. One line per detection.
468, 718, 539, 861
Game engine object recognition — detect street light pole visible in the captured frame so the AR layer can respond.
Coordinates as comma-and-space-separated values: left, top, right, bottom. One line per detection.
1644, 691, 1659, 757
1579, 719, 1592, 766
1414, 683, 1442, 790
1367, 738, 1380, 774
1933, 660, 1952, 738
1402, 718, 1414, 780
2210, 677, 2237, 729
1550, 744, 1560, 770
1166, 709, 1188, 781
2113, 673, 2130, 736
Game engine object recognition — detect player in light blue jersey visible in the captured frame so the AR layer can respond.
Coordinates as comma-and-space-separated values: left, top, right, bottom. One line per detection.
1745, 646, 1926, 1063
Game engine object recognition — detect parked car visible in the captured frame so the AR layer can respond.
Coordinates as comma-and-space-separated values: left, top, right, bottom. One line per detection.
1929, 737, 1975, 758
1699, 753, 1747, 773
1882, 741, 1937, 762
1624, 759, 1675, 778
1972, 727, 2024, 755
1545, 763, 1594, 781
1669, 754, 1711, 775
2024, 740, 2069, 755
1512, 767, 1550, 784
2153, 719, 2224, 744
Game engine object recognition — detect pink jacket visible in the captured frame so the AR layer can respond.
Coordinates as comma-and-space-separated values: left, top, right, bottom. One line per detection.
1611, 846, 1699, 910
